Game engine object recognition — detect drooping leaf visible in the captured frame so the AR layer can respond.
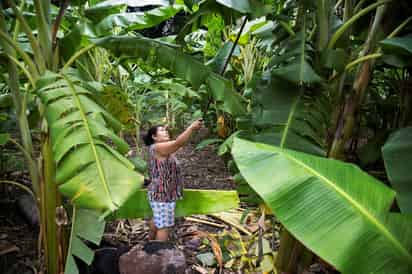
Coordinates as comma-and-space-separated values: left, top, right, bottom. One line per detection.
232, 138, 412, 274
380, 35, 412, 56
270, 29, 322, 84
94, 35, 245, 116
64, 207, 105, 274
36, 72, 143, 213
92, 5, 184, 35
216, 0, 272, 17
382, 127, 412, 212
85, 0, 171, 22
111, 189, 239, 219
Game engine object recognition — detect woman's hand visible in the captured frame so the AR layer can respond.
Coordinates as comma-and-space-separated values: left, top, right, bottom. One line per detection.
189, 119, 204, 131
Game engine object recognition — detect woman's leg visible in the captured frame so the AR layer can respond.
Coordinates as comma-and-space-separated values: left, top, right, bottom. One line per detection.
149, 201, 175, 241
148, 220, 157, 240
156, 228, 169, 241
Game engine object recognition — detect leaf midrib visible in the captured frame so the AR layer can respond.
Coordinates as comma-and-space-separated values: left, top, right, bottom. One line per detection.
63, 75, 115, 210
280, 149, 412, 262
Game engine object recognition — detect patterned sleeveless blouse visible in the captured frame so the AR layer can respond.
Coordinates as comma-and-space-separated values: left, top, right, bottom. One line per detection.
147, 144, 183, 202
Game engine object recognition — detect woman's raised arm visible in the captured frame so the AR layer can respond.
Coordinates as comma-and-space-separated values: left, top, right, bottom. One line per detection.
155, 119, 203, 156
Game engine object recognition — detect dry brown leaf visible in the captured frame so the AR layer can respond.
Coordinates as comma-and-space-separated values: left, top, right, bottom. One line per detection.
192, 264, 209, 274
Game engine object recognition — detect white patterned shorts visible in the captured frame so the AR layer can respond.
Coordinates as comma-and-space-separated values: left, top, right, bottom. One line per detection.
149, 201, 176, 229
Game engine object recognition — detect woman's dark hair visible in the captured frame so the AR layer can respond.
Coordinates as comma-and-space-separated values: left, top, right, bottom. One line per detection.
143, 125, 161, 146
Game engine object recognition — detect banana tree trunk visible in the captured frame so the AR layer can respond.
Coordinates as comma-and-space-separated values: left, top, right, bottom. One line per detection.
276, 229, 313, 274
316, 0, 331, 51
40, 128, 63, 274
328, 5, 387, 159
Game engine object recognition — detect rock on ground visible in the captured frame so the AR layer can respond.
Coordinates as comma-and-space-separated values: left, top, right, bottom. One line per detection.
119, 241, 187, 274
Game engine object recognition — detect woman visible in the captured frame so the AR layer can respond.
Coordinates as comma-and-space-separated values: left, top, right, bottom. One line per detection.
143, 119, 203, 241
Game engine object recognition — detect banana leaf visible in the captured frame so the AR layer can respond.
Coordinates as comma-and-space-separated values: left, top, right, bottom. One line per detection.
216, 0, 272, 17
111, 189, 239, 219
93, 5, 183, 35
232, 138, 412, 274
94, 35, 245, 116
380, 35, 412, 56
85, 0, 171, 22
271, 27, 322, 84
382, 127, 412, 212
250, 72, 329, 156
36, 72, 143, 213
64, 207, 105, 274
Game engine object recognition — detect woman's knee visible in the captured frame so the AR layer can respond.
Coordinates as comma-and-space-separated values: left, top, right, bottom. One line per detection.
156, 228, 169, 241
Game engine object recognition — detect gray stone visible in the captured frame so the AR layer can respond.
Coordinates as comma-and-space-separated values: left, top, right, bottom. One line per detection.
119, 241, 187, 274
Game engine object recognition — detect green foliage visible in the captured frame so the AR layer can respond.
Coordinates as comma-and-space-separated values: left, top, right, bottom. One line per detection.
382, 127, 412, 212
380, 35, 412, 68
92, 5, 184, 35
0, 132, 9, 145
203, 13, 225, 57
270, 30, 322, 84
94, 35, 246, 116
99, 85, 136, 129
232, 138, 412, 274
84, 0, 173, 22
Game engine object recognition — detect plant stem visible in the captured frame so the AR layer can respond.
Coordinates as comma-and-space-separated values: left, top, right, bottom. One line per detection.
10, 0, 46, 73
52, 0, 69, 50
329, 5, 388, 159
40, 129, 61, 274
62, 44, 96, 71
0, 13, 40, 199
328, 0, 392, 49
33, 0, 52, 68
316, 0, 330, 51
0, 28, 39, 79
6, 55, 36, 87
220, 16, 248, 75
0, 180, 35, 198
387, 15, 412, 39
345, 53, 382, 71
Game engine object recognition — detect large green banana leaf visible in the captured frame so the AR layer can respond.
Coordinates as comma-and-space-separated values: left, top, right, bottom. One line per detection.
232, 138, 412, 274
382, 127, 412, 212
94, 35, 245, 116
111, 189, 239, 219
36, 72, 143, 213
